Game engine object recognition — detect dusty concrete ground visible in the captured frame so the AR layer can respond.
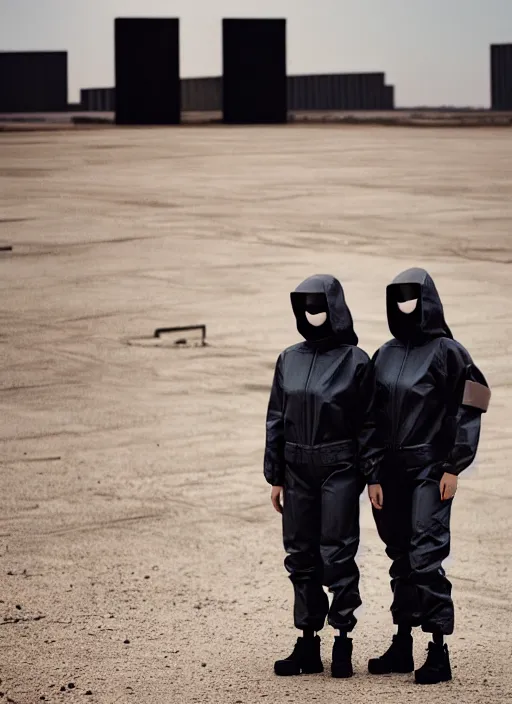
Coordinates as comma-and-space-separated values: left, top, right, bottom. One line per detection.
0, 126, 511, 704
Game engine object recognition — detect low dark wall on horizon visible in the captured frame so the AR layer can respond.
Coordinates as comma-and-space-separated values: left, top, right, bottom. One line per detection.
287, 73, 394, 110
80, 74, 395, 114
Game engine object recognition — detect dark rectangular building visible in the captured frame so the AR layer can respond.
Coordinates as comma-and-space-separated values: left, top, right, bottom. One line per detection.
223, 18, 287, 124
0, 51, 67, 113
491, 44, 512, 111
115, 17, 180, 125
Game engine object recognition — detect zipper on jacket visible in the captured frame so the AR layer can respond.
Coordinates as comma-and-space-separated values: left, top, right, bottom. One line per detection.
305, 349, 318, 394
303, 349, 318, 443
390, 342, 410, 451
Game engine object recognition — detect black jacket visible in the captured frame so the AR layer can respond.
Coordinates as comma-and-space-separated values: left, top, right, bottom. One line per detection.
360, 268, 491, 484
264, 275, 370, 486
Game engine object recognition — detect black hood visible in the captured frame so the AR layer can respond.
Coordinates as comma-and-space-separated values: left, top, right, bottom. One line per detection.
290, 274, 358, 345
386, 268, 453, 343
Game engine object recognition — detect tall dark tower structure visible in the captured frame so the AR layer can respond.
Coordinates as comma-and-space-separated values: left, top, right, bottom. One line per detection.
491, 44, 512, 111
222, 19, 287, 124
115, 18, 180, 125
0, 51, 67, 112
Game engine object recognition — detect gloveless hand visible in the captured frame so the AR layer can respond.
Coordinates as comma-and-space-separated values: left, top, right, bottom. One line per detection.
271, 486, 284, 514
440, 472, 458, 501
368, 483, 383, 510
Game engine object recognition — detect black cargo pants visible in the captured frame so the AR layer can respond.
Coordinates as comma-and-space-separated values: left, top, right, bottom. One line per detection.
282, 441, 365, 633
373, 449, 454, 635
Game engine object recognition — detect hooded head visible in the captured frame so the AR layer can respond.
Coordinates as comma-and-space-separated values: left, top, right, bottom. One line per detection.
386, 268, 453, 343
290, 274, 358, 345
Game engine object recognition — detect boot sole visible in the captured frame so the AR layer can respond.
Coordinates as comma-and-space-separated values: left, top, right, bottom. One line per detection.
415, 673, 452, 685
368, 667, 414, 675
331, 670, 354, 679
368, 654, 415, 675
274, 665, 324, 677
368, 664, 414, 675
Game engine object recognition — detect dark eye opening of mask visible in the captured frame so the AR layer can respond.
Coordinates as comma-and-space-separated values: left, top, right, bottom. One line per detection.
394, 283, 421, 303
303, 293, 327, 315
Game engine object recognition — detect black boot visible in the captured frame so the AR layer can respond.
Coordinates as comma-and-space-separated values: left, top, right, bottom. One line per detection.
415, 642, 452, 685
331, 636, 353, 678
368, 634, 414, 674
274, 635, 323, 676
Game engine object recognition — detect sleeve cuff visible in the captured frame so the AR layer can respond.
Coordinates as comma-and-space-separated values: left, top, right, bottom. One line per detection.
362, 460, 380, 485
442, 461, 459, 477
264, 458, 284, 486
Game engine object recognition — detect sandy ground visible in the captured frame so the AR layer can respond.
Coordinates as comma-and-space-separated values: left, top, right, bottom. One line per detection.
0, 126, 511, 704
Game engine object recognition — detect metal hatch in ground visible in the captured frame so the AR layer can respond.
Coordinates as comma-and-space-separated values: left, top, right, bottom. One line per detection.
126, 325, 207, 349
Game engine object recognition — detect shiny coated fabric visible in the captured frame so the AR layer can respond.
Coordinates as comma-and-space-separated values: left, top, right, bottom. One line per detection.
265, 275, 369, 487
360, 268, 490, 635
284, 461, 365, 632
264, 275, 369, 631
374, 456, 454, 634
360, 268, 490, 483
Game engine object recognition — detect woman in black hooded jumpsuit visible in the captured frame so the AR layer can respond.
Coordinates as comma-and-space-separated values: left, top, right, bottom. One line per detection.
264, 274, 369, 678
360, 268, 491, 685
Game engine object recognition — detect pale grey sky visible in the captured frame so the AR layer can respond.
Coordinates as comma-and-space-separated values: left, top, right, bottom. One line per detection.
1, 0, 511, 106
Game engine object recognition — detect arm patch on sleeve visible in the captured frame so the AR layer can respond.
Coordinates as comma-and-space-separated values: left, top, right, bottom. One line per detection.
462, 380, 491, 412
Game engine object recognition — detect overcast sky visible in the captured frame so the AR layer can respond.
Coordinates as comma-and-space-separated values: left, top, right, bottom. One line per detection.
1, 0, 511, 106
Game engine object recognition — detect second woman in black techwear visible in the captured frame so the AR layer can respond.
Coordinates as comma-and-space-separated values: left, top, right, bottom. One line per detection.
360, 267, 491, 685
264, 274, 370, 679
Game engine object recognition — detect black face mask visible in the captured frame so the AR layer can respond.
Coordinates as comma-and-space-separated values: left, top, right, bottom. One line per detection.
393, 283, 422, 328
298, 293, 332, 340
